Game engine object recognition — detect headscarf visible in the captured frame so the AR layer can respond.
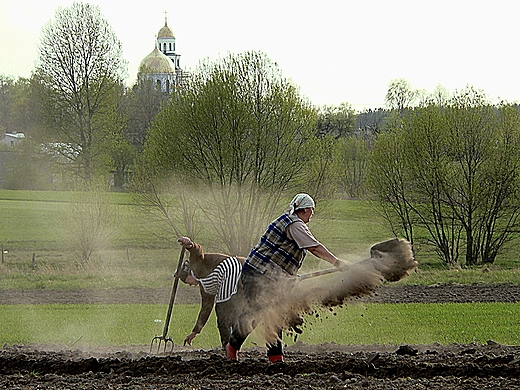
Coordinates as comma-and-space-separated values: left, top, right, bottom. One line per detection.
289, 193, 315, 214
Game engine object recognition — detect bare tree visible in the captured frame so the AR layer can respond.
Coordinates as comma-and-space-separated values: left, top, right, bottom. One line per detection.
138, 51, 316, 254
62, 181, 120, 264
0, 75, 14, 134
316, 102, 356, 138
123, 80, 170, 149
34, 2, 127, 182
338, 136, 370, 199
370, 88, 520, 266
385, 78, 418, 113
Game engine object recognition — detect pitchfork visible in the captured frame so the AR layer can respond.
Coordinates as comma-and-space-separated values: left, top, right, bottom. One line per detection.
150, 246, 186, 353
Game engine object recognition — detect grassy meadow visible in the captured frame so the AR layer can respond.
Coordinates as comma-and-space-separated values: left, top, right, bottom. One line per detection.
2, 302, 520, 348
1, 189, 520, 349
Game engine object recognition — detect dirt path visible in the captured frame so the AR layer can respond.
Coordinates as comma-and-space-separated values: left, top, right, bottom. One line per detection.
2, 283, 520, 305
1, 284, 520, 389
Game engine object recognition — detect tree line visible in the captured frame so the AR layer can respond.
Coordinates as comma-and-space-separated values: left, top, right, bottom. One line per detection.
1, 3, 519, 265
371, 83, 520, 266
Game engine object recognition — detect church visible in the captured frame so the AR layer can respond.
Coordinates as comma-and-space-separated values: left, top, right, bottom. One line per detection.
137, 14, 185, 93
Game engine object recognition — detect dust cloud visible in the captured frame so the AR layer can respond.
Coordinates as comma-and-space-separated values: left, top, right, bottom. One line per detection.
259, 238, 418, 345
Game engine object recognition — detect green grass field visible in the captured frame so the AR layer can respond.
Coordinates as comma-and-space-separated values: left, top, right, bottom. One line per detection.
1, 189, 520, 349
1, 302, 519, 348
2, 189, 520, 289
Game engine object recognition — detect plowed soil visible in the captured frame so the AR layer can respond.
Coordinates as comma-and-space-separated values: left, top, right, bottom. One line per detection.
2, 283, 520, 389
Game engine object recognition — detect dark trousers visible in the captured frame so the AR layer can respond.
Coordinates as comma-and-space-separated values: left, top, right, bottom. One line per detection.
229, 265, 285, 356
215, 283, 244, 348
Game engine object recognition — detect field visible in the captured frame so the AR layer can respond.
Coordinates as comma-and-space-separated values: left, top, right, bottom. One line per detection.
1, 190, 520, 389
1, 284, 520, 389
2, 189, 520, 289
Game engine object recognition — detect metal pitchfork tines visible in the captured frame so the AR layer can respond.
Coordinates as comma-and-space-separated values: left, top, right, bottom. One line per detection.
150, 246, 186, 354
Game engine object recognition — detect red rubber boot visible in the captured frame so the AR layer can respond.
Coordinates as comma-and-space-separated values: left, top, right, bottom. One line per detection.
268, 354, 284, 363
225, 343, 237, 360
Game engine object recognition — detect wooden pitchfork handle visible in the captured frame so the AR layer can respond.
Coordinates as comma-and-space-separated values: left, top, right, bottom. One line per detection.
150, 246, 186, 353
162, 246, 186, 336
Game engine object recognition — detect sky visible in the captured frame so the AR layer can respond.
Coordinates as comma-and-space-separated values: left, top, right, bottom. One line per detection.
1, 0, 519, 111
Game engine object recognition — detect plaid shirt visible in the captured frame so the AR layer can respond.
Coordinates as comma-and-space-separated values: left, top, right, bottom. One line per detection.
245, 212, 306, 277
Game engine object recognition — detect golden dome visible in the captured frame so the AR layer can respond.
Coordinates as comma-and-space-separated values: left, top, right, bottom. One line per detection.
158, 23, 174, 38
138, 47, 175, 74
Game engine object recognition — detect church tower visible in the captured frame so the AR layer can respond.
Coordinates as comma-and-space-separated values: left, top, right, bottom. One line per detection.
156, 12, 181, 72
137, 12, 185, 93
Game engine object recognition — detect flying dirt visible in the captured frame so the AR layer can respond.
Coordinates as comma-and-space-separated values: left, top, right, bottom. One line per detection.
259, 238, 418, 345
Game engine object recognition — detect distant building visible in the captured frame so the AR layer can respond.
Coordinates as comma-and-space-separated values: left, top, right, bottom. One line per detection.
0, 132, 25, 147
0, 133, 26, 188
138, 14, 186, 93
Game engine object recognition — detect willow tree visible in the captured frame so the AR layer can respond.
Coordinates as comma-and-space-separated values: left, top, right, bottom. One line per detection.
33, 2, 127, 183
367, 120, 415, 243
369, 87, 520, 265
442, 92, 520, 264
137, 51, 316, 254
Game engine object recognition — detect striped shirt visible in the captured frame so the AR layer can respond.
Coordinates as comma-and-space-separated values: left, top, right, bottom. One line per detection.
196, 256, 242, 303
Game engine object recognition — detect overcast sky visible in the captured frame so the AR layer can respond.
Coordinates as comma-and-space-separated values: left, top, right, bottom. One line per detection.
1, 0, 519, 111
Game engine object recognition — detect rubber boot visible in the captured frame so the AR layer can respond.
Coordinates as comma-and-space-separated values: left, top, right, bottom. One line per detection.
225, 343, 237, 360
267, 335, 284, 363
268, 354, 284, 363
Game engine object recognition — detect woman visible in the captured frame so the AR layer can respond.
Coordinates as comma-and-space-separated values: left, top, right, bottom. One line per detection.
177, 237, 245, 348
226, 193, 346, 362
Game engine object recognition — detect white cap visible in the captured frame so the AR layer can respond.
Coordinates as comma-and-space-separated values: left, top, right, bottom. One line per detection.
289, 193, 315, 214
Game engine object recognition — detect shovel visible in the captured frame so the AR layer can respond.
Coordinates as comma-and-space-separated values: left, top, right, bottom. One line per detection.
298, 267, 341, 281
150, 246, 186, 353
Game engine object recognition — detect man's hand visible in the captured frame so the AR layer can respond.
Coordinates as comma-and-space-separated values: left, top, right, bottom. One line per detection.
178, 237, 194, 249
183, 331, 198, 346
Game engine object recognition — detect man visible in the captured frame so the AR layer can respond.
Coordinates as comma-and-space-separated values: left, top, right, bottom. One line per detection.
226, 193, 346, 363
176, 237, 245, 348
